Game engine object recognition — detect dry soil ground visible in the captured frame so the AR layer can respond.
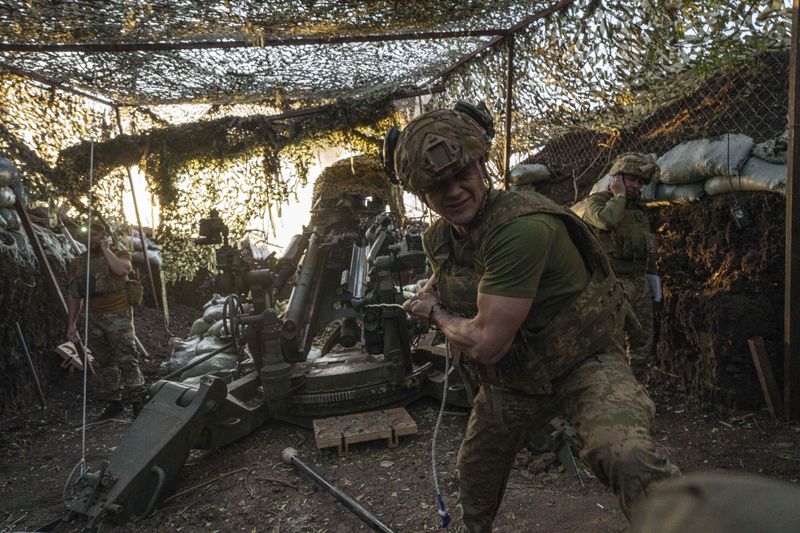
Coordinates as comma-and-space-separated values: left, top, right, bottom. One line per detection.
2, 307, 800, 533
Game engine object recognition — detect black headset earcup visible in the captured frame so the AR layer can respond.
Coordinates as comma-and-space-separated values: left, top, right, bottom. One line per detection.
382, 127, 401, 184
454, 101, 495, 141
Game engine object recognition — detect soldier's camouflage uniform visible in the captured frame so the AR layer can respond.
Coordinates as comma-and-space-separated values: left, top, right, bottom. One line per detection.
86, 308, 145, 402
630, 473, 800, 533
583, 154, 659, 360
71, 249, 145, 403
424, 189, 679, 532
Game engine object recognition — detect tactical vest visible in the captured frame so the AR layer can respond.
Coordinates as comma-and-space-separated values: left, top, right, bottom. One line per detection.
73, 251, 128, 297
423, 189, 629, 395
590, 191, 656, 274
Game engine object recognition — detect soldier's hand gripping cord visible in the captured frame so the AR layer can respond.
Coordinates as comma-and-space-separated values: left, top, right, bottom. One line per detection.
402, 292, 441, 323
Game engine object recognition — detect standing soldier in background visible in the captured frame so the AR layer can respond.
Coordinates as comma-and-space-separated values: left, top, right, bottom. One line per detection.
583, 153, 660, 363
66, 218, 145, 420
385, 104, 678, 532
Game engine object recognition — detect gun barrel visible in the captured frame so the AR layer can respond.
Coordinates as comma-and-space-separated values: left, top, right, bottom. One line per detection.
273, 232, 310, 296
348, 242, 368, 302
281, 232, 322, 356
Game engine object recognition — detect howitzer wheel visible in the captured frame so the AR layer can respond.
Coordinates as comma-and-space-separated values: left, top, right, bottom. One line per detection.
222, 294, 246, 350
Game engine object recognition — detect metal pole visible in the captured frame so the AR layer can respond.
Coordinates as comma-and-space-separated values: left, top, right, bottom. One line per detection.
503, 34, 515, 187
281, 448, 395, 533
114, 108, 161, 313
785, 0, 800, 420
14, 321, 46, 409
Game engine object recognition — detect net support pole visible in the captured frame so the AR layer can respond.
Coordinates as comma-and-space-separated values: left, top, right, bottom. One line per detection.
114, 108, 161, 313
503, 34, 515, 188
785, 0, 800, 419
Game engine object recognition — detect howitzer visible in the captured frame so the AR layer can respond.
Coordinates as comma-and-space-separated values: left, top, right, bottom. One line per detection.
67, 192, 469, 529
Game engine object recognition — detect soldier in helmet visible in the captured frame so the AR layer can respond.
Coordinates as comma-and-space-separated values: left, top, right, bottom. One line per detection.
582, 153, 659, 363
384, 104, 678, 532
67, 217, 145, 420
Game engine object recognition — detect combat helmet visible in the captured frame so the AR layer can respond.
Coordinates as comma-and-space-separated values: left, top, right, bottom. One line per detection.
382, 102, 495, 195
609, 152, 659, 184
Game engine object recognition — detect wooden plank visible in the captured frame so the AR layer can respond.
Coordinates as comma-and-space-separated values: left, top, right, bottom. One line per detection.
786, 0, 800, 420
749, 337, 783, 419
313, 407, 417, 456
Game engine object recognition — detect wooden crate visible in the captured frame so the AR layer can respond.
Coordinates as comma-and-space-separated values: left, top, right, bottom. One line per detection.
313, 407, 417, 456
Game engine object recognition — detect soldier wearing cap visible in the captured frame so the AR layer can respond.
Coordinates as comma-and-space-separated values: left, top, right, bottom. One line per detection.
67, 218, 145, 420
583, 153, 659, 362
384, 105, 678, 532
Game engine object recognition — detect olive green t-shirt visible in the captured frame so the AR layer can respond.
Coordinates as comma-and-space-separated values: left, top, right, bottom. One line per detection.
434, 213, 589, 332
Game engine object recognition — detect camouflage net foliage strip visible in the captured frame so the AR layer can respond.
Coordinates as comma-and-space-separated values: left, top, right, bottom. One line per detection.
0, 74, 405, 280
0, 0, 792, 280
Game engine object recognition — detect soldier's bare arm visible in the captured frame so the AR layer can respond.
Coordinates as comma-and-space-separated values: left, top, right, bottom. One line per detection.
406, 290, 532, 366
99, 238, 133, 276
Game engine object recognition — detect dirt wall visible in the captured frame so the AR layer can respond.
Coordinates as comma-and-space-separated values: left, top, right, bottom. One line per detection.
0, 229, 70, 418
651, 192, 785, 407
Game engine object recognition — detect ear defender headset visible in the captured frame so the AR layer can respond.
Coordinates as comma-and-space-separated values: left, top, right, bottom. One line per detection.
381, 101, 496, 185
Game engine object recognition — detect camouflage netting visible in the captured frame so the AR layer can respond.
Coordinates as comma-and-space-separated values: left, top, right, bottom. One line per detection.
0, 0, 792, 282
312, 155, 405, 216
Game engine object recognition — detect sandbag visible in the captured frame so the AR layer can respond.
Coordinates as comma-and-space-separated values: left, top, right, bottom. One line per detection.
180, 352, 238, 381
132, 249, 162, 267
509, 164, 551, 186
164, 337, 201, 372
0, 157, 19, 187
0, 186, 15, 208
658, 134, 753, 184
704, 158, 787, 196
649, 182, 706, 205
203, 294, 226, 310
640, 179, 658, 201
203, 303, 224, 323
131, 234, 162, 252
195, 335, 228, 355
0, 208, 21, 230
205, 319, 225, 338
751, 130, 788, 165
590, 175, 612, 194
189, 318, 211, 337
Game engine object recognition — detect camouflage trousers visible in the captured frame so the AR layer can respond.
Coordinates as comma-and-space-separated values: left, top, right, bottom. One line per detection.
88, 308, 145, 402
456, 350, 679, 532
620, 273, 654, 359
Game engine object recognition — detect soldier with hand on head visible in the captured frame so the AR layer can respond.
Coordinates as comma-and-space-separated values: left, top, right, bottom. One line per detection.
383, 103, 679, 532
67, 218, 145, 421
582, 153, 660, 363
